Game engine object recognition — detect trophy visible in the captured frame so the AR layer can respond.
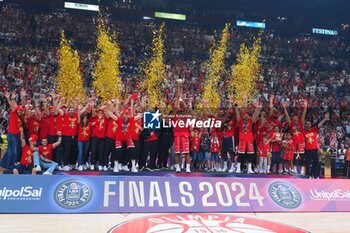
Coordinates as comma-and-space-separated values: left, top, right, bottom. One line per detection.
177, 79, 184, 101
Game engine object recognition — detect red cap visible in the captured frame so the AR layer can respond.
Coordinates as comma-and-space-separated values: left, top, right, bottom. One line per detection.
132, 93, 139, 100
122, 109, 131, 115
49, 106, 54, 109
16, 105, 25, 111
29, 134, 38, 143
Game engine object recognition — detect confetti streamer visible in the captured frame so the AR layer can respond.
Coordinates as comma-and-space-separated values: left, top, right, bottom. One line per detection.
55, 31, 86, 102
142, 23, 166, 109
93, 18, 122, 103
228, 36, 262, 107
198, 23, 230, 111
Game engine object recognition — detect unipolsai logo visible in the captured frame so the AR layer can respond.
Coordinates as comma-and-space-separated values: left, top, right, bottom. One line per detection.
54, 179, 92, 209
269, 182, 302, 209
143, 110, 161, 129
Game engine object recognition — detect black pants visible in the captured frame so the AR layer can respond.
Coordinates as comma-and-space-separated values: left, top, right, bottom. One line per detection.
48, 135, 59, 162
91, 137, 105, 165
104, 137, 116, 167
62, 136, 77, 165
158, 136, 172, 167
140, 140, 158, 169
238, 153, 254, 164
221, 136, 234, 161
305, 149, 319, 178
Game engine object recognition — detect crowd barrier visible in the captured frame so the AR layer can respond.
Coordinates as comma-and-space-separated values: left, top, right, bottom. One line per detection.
1, 175, 350, 213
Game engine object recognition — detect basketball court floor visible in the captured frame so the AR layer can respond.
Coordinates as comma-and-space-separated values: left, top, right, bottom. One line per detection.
1, 212, 349, 232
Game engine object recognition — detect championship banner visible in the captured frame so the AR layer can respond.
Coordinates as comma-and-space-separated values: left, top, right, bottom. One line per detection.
1, 175, 350, 213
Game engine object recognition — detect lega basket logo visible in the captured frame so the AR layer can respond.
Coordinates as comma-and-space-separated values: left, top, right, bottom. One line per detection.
108, 214, 309, 233
269, 182, 302, 209
54, 179, 92, 209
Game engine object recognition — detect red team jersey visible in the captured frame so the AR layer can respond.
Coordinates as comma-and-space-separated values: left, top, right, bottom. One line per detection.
78, 123, 92, 142
8, 110, 22, 134
39, 116, 49, 140
38, 144, 53, 160
62, 113, 78, 136
269, 131, 282, 152
223, 119, 236, 137
27, 117, 40, 137
190, 136, 200, 152
258, 141, 270, 157
210, 138, 220, 153
91, 117, 107, 138
173, 117, 191, 137
283, 139, 294, 161
238, 119, 254, 141
105, 118, 118, 140
304, 126, 318, 150
20, 145, 34, 165
48, 114, 58, 136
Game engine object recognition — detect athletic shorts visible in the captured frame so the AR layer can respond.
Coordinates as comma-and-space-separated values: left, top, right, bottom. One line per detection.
283, 151, 293, 161
116, 139, 135, 149
238, 140, 254, 154
174, 135, 190, 154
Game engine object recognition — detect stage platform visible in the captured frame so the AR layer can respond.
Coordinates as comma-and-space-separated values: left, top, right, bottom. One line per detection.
2, 168, 307, 178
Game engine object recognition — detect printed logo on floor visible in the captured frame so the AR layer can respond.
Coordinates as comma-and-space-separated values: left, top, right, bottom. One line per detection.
269, 181, 302, 209
54, 179, 92, 209
108, 214, 309, 233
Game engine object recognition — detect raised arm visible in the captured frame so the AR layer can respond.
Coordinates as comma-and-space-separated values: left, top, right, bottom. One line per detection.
268, 94, 274, 117
301, 99, 308, 125
5, 91, 17, 112
234, 105, 241, 123
252, 102, 262, 124
282, 101, 291, 125
318, 112, 330, 128
34, 99, 42, 121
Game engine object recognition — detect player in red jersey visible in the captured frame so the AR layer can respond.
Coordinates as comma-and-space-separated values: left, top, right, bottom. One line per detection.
77, 113, 92, 171
90, 107, 107, 171
303, 112, 329, 178
221, 102, 237, 173
173, 97, 191, 173
257, 134, 271, 173
33, 131, 62, 175
13, 132, 37, 175
0, 91, 24, 170
190, 128, 201, 171
283, 99, 307, 175
235, 102, 262, 174
58, 98, 89, 171
282, 132, 294, 174
105, 97, 141, 173
210, 133, 220, 172
103, 99, 120, 172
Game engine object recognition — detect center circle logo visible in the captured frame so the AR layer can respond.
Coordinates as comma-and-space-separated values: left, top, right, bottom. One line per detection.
54, 179, 92, 209
269, 181, 302, 209
108, 214, 309, 233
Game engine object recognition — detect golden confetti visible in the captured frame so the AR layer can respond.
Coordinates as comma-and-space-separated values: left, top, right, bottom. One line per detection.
198, 23, 230, 111
228, 36, 262, 107
142, 23, 166, 109
93, 18, 122, 103
55, 31, 86, 102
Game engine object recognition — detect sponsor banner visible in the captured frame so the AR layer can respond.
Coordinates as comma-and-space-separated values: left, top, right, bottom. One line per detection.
1, 175, 350, 213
